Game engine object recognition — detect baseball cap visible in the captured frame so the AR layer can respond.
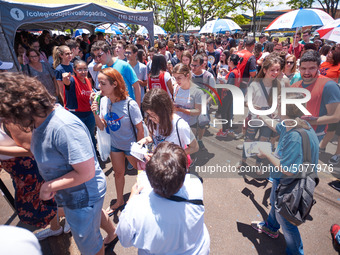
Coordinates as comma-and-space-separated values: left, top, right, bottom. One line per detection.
0, 60, 13, 70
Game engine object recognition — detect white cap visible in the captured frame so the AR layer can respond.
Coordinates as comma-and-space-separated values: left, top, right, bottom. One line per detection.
0, 60, 14, 70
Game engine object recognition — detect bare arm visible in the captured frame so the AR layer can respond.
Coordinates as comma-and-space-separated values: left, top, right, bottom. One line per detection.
186, 138, 199, 155
176, 103, 201, 116
135, 122, 144, 142
166, 79, 174, 98
133, 81, 141, 107
0, 123, 32, 157
308, 103, 340, 126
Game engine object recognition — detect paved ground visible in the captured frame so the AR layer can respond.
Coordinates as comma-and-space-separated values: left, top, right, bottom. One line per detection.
1, 111, 340, 255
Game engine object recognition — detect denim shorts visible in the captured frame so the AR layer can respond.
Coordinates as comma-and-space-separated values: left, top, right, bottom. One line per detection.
111, 145, 132, 156
63, 197, 104, 255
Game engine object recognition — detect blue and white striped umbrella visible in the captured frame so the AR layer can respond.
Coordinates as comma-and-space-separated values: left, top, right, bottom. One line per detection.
265, 8, 334, 31
136, 25, 167, 35
199, 19, 242, 34
74, 29, 90, 37
95, 24, 122, 35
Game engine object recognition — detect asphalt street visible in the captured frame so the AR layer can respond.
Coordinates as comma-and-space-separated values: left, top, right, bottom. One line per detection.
1, 114, 339, 255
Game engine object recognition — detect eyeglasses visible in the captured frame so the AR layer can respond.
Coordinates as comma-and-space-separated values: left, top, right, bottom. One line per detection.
190, 64, 199, 67
94, 52, 105, 59
125, 52, 132, 55
75, 68, 88, 72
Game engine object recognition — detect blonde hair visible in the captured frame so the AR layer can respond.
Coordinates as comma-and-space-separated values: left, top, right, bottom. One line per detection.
53, 45, 70, 69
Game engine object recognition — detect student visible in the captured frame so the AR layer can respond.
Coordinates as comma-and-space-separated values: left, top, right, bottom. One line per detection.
252, 95, 319, 255
137, 88, 198, 156
91, 68, 144, 214
148, 54, 174, 98
0, 72, 110, 255
53, 45, 73, 103
237, 55, 282, 169
116, 142, 210, 254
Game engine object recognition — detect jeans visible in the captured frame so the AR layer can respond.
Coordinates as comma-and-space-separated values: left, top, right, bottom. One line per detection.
266, 179, 304, 255
73, 111, 97, 149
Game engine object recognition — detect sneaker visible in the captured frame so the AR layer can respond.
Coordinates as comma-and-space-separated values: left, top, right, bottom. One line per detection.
329, 154, 340, 165
235, 133, 244, 140
236, 144, 244, 150
330, 224, 340, 251
251, 221, 279, 239
227, 130, 236, 138
216, 129, 228, 137
64, 219, 71, 234
35, 226, 63, 241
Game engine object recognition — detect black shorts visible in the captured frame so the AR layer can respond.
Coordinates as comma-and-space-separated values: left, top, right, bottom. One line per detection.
327, 121, 340, 136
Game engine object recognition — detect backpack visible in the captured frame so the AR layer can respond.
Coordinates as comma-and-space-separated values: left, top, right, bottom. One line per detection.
275, 129, 319, 226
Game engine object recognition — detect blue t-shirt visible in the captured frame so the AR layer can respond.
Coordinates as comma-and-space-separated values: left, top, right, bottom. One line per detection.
31, 105, 106, 209
55, 63, 74, 81
103, 59, 139, 100
100, 97, 143, 151
302, 80, 340, 134
271, 123, 319, 179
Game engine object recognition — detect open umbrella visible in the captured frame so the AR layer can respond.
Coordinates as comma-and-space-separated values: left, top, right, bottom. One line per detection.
265, 8, 334, 31
199, 19, 241, 34
74, 29, 90, 37
136, 25, 167, 35
316, 19, 340, 43
95, 24, 122, 35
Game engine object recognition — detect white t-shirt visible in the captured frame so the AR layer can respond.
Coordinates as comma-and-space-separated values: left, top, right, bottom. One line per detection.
152, 114, 193, 149
116, 173, 210, 255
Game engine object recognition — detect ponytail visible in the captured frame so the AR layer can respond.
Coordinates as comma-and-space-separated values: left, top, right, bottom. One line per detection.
53, 45, 70, 69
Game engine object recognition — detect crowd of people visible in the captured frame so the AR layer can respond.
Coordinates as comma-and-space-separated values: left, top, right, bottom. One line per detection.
0, 27, 340, 254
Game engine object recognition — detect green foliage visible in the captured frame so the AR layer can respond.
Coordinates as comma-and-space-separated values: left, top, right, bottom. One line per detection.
232, 14, 250, 25
287, 0, 314, 9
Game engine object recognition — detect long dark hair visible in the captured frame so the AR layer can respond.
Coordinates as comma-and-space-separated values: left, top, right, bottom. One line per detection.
142, 88, 174, 137
150, 54, 167, 78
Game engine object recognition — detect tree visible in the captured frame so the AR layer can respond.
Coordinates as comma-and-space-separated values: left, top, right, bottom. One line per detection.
241, 0, 273, 34
190, 0, 247, 29
287, 0, 339, 18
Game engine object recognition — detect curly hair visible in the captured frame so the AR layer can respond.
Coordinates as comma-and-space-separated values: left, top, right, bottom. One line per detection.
146, 141, 187, 198
100, 68, 128, 101
0, 72, 56, 130
142, 88, 174, 137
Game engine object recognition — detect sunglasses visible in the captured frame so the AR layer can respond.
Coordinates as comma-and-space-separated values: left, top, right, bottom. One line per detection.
94, 52, 105, 59
286, 61, 294, 64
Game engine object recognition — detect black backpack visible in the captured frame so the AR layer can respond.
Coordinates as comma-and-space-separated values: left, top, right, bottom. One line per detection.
275, 129, 319, 226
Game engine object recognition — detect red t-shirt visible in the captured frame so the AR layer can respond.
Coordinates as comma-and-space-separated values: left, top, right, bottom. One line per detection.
288, 44, 304, 59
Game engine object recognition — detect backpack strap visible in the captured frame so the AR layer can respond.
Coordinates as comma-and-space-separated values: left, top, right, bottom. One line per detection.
167, 195, 204, 206
127, 99, 137, 141
175, 117, 183, 148
259, 80, 270, 104
294, 128, 319, 186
